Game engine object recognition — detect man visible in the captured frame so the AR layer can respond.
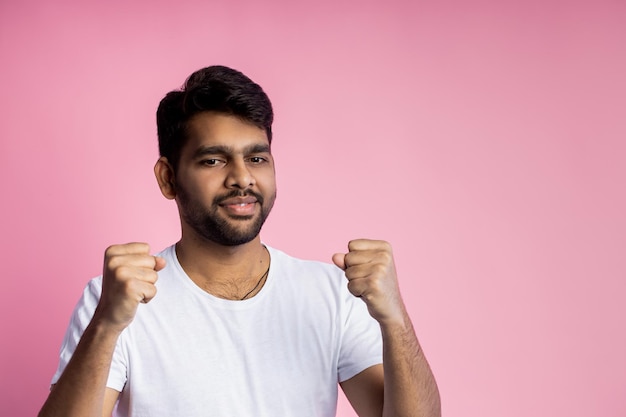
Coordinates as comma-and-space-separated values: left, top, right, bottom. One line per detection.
39, 66, 440, 417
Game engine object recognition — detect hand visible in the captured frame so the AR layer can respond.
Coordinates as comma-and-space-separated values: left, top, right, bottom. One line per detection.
93, 243, 166, 333
333, 239, 407, 326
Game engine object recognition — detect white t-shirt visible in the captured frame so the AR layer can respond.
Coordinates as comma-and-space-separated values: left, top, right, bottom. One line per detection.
52, 245, 383, 417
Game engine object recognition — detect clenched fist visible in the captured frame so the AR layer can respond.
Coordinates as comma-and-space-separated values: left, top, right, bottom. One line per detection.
93, 243, 166, 333
333, 239, 407, 326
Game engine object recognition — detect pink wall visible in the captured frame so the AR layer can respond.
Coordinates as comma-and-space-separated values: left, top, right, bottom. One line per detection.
1, 0, 625, 416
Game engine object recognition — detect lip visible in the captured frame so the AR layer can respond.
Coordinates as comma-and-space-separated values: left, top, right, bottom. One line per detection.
218, 196, 258, 216
218, 196, 258, 206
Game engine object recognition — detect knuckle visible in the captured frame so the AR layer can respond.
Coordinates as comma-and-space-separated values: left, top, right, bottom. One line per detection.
146, 270, 159, 283
373, 263, 387, 276
362, 293, 375, 303
144, 286, 158, 301
125, 280, 143, 299
133, 242, 151, 253
104, 244, 120, 258
114, 265, 135, 280
363, 274, 379, 290
379, 250, 393, 264
106, 254, 123, 270
347, 281, 360, 296
105, 242, 149, 258
348, 239, 364, 250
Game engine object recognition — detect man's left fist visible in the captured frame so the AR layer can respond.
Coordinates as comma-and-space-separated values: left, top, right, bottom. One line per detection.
333, 239, 407, 325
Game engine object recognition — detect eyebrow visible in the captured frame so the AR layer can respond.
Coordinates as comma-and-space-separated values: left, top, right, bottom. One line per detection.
192, 143, 271, 159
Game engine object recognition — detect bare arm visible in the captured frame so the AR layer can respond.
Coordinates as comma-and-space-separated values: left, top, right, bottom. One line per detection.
39, 243, 164, 417
334, 240, 441, 417
379, 311, 440, 416
39, 324, 121, 417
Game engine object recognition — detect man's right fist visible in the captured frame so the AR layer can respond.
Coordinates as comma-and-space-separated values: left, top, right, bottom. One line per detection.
94, 243, 166, 333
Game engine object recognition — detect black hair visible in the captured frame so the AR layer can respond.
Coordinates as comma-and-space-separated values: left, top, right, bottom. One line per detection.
156, 65, 273, 170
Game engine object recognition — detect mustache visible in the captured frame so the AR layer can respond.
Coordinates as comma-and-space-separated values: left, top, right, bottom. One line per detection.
214, 190, 264, 205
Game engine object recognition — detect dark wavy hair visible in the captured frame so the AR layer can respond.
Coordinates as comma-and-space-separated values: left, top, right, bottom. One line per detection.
156, 65, 273, 171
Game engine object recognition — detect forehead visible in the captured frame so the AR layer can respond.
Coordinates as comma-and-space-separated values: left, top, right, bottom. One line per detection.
184, 112, 269, 154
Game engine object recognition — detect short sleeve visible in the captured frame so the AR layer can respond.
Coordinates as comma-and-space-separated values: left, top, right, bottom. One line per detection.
50, 277, 127, 392
337, 286, 383, 382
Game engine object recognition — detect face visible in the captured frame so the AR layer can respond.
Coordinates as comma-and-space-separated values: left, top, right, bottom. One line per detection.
169, 112, 276, 246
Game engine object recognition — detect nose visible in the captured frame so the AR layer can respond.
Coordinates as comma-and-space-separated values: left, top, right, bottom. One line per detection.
226, 159, 255, 189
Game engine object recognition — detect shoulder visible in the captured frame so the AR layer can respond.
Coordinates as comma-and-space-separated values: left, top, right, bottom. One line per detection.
154, 244, 176, 263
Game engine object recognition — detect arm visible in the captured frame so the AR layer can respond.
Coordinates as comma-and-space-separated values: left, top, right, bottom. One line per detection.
334, 240, 441, 417
39, 243, 164, 417
40, 323, 121, 417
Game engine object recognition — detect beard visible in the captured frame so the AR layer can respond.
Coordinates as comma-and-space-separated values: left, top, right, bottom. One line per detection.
176, 185, 275, 246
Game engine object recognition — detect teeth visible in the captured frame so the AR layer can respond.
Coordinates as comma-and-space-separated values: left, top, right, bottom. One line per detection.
224, 203, 252, 207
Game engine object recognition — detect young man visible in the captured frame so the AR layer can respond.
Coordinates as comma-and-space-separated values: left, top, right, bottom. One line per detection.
39, 66, 440, 417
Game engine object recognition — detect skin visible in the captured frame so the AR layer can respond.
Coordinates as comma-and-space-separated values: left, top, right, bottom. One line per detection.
39, 112, 440, 417
334, 240, 441, 417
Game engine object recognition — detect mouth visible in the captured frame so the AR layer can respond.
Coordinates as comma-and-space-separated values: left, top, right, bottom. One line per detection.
218, 196, 259, 217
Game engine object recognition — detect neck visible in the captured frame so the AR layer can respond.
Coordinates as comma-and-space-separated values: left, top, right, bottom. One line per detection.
175, 233, 270, 299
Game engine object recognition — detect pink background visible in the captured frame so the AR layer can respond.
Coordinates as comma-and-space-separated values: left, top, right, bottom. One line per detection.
1, 0, 625, 416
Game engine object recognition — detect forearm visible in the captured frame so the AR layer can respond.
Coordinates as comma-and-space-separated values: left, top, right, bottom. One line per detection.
39, 318, 120, 417
381, 312, 441, 417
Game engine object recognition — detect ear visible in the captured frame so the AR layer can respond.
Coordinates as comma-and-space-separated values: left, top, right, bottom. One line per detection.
154, 157, 176, 200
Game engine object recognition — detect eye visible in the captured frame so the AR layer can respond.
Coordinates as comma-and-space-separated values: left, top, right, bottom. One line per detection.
200, 158, 222, 166
248, 156, 268, 164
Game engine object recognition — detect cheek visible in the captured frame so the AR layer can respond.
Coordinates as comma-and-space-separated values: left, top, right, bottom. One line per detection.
258, 166, 277, 186
259, 175, 277, 194
177, 173, 222, 198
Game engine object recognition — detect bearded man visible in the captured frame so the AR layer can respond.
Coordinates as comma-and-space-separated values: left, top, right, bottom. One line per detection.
39, 65, 440, 417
